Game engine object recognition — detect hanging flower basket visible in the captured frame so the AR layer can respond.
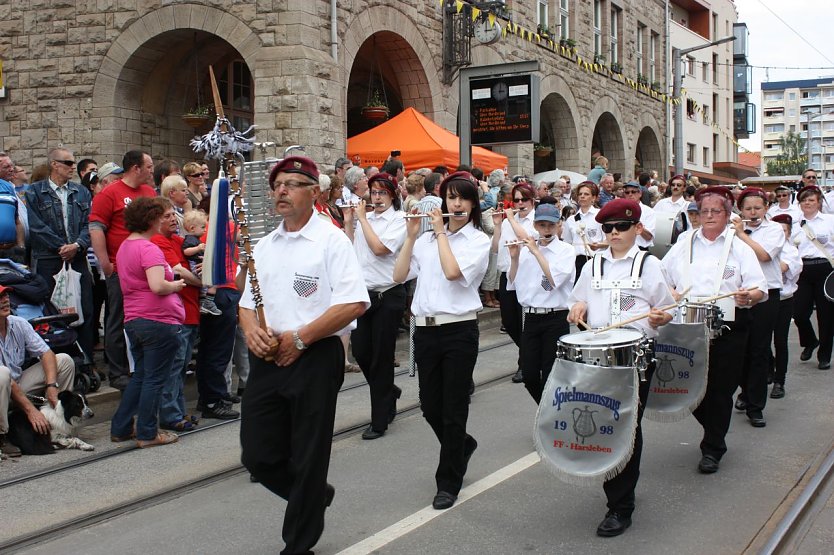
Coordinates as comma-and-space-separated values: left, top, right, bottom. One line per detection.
362, 105, 389, 120
182, 114, 212, 129
534, 144, 553, 157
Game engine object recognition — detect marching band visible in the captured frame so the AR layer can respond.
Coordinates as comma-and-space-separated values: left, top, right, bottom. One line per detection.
237, 157, 830, 549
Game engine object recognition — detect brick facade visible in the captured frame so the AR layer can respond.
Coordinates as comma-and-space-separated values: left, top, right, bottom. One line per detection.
0, 0, 668, 178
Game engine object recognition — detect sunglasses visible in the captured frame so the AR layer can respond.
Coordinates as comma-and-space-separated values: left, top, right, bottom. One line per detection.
805, 175, 817, 180
189, 173, 204, 178
601, 221, 635, 233
776, 193, 789, 198
55, 160, 76, 167
513, 197, 532, 202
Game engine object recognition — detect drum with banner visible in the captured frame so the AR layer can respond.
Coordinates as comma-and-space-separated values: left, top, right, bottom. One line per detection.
644, 304, 713, 422
534, 329, 649, 486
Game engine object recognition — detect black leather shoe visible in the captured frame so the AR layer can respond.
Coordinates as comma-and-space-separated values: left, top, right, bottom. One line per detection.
819, 361, 831, 370
770, 383, 785, 399
361, 425, 385, 440
596, 512, 632, 537
800, 343, 818, 361
463, 436, 478, 476
325, 483, 335, 507
388, 386, 402, 424
747, 411, 766, 428
734, 397, 748, 411
698, 454, 720, 474
511, 368, 524, 383
432, 491, 457, 510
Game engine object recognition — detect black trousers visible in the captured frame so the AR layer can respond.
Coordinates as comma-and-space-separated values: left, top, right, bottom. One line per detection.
241, 336, 344, 555
693, 311, 750, 460
603, 358, 654, 518
414, 320, 479, 496
772, 296, 795, 386
196, 288, 240, 405
33, 254, 95, 357
498, 272, 522, 349
520, 310, 570, 403
104, 273, 130, 390
351, 284, 406, 431
91, 268, 108, 345
794, 261, 834, 364
738, 289, 780, 413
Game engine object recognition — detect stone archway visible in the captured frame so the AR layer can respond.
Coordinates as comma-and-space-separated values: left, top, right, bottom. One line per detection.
635, 126, 663, 178
92, 5, 260, 162
537, 92, 580, 174
591, 113, 626, 178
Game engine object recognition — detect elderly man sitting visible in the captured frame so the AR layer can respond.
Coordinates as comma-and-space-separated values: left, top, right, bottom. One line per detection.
0, 285, 76, 458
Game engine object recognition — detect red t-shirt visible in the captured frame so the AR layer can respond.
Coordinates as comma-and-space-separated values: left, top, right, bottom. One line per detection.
89, 179, 157, 269
150, 233, 200, 325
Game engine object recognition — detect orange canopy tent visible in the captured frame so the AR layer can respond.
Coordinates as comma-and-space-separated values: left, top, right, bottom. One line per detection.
347, 107, 508, 173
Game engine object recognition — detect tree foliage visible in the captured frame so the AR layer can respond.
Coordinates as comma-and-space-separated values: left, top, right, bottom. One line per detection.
766, 131, 807, 176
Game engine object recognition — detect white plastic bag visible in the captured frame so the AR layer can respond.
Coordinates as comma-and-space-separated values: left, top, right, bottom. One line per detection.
51, 262, 84, 327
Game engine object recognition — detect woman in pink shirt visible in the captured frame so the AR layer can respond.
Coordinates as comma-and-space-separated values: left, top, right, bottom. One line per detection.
110, 197, 186, 448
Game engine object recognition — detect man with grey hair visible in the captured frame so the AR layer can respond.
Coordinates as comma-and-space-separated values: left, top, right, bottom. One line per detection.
0, 152, 25, 257
340, 166, 369, 206
25, 148, 95, 355
598, 173, 615, 208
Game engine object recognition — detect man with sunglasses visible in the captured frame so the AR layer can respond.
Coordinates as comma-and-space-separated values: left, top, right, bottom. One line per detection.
767, 185, 801, 223
567, 198, 674, 537
25, 148, 95, 356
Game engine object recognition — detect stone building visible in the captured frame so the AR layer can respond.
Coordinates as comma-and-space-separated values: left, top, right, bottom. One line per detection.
0, 0, 668, 178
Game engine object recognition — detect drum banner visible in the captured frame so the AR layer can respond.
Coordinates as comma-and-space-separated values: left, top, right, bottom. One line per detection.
534, 359, 638, 487
645, 322, 709, 423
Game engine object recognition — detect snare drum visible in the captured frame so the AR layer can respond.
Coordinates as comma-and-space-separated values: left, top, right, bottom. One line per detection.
557, 329, 648, 368
675, 302, 724, 338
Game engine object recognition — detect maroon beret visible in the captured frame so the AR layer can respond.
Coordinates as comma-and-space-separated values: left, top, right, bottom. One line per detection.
695, 186, 734, 204
736, 187, 767, 208
368, 172, 398, 190
771, 214, 793, 226
269, 156, 320, 187
440, 171, 478, 189
669, 174, 686, 184
797, 185, 822, 201
595, 198, 641, 223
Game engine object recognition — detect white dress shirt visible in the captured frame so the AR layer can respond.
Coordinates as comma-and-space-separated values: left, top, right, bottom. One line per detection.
405, 221, 490, 317
353, 206, 406, 291
653, 196, 689, 214
507, 239, 576, 309
767, 203, 802, 223
795, 211, 834, 259
744, 219, 786, 290
240, 210, 370, 335
635, 202, 656, 249
497, 210, 536, 272
561, 206, 603, 256
569, 245, 674, 338
662, 227, 768, 321
823, 190, 834, 215
778, 241, 803, 299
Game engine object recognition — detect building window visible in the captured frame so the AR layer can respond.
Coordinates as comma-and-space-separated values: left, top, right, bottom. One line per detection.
217, 59, 254, 137
703, 105, 709, 124
713, 93, 719, 123
636, 24, 644, 76
702, 61, 709, 82
713, 134, 719, 160
703, 147, 710, 166
537, 0, 548, 27
789, 124, 796, 132
802, 90, 820, 99
593, 0, 603, 57
788, 92, 797, 101
687, 143, 696, 163
610, 7, 620, 65
559, 0, 570, 39
650, 32, 657, 83
686, 98, 697, 120
686, 56, 696, 76
788, 108, 797, 117
764, 92, 784, 101
712, 53, 719, 84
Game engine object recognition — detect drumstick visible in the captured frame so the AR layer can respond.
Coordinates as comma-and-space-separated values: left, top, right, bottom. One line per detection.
592, 286, 693, 334
577, 224, 593, 257
684, 288, 746, 305
577, 318, 591, 330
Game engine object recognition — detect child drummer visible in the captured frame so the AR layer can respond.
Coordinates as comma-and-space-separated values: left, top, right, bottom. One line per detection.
507, 201, 576, 403
566, 198, 674, 538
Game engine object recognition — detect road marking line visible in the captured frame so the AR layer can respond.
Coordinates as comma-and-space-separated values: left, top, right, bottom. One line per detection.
334, 452, 540, 555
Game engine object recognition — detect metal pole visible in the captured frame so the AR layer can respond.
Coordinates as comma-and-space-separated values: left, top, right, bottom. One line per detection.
673, 46, 683, 175
807, 111, 812, 168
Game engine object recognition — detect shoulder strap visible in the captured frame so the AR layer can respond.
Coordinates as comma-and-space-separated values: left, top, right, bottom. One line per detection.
630, 249, 649, 280
801, 220, 834, 265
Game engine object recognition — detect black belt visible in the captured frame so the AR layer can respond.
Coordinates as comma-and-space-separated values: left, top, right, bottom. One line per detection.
368, 284, 404, 300
802, 258, 831, 266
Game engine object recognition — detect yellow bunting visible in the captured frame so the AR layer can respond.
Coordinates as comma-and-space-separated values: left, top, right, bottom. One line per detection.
456, 0, 464, 14
488, 13, 496, 26
471, 7, 480, 20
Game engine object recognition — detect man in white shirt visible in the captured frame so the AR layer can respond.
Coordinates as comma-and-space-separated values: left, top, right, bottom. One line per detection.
239, 156, 369, 555
653, 174, 690, 215
622, 181, 655, 250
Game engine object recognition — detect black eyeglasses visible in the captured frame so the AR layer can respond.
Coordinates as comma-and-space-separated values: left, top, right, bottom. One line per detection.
601, 221, 635, 233
776, 193, 789, 197
513, 197, 531, 202
189, 173, 204, 178
55, 160, 76, 167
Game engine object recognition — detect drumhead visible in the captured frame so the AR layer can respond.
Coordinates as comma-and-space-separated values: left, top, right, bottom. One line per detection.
559, 328, 644, 347
824, 270, 834, 302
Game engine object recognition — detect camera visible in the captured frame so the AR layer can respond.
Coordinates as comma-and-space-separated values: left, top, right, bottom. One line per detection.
391, 150, 401, 157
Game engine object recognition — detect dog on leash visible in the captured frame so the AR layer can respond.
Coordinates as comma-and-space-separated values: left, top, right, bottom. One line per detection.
8, 390, 95, 455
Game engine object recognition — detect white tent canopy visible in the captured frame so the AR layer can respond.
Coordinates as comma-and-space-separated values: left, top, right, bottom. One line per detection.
532, 169, 588, 187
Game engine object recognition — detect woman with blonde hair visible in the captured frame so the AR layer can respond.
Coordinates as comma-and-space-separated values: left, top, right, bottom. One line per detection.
182, 161, 207, 210
160, 175, 191, 234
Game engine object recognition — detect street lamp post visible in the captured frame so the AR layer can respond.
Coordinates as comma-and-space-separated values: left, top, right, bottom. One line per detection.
672, 35, 736, 176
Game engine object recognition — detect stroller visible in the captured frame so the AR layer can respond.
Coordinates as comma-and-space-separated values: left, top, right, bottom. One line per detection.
0, 258, 101, 394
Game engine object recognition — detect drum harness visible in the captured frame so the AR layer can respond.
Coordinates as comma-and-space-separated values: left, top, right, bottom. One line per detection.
590, 249, 653, 381
682, 228, 735, 331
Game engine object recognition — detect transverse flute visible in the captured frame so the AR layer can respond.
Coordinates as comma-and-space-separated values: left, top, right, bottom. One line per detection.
403, 211, 468, 219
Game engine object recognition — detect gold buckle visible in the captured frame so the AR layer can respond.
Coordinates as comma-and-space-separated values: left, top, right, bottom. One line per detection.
426, 316, 436, 326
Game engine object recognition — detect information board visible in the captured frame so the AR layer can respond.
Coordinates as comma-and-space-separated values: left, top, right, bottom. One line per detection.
469, 74, 533, 145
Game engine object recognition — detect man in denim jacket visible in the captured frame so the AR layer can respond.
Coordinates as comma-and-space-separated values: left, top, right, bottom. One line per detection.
24, 148, 94, 356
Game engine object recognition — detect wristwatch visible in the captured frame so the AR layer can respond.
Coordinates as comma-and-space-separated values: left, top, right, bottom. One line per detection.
45, 382, 59, 389
292, 330, 308, 351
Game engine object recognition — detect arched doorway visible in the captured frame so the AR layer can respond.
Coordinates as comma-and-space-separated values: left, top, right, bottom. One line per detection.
634, 126, 663, 178
591, 112, 625, 177
535, 92, 579, 174
346, 31, 433, 138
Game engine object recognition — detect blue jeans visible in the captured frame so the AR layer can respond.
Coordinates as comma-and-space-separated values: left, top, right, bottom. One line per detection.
111, 318, 182, 441
159, 324, 198, 426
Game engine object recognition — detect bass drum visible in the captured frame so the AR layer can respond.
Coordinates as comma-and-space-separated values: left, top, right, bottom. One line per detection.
649, 210, 689, 259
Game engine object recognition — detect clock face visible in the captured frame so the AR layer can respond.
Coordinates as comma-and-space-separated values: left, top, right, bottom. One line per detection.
474, 20, 501, 45
492, 82, 509, 102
